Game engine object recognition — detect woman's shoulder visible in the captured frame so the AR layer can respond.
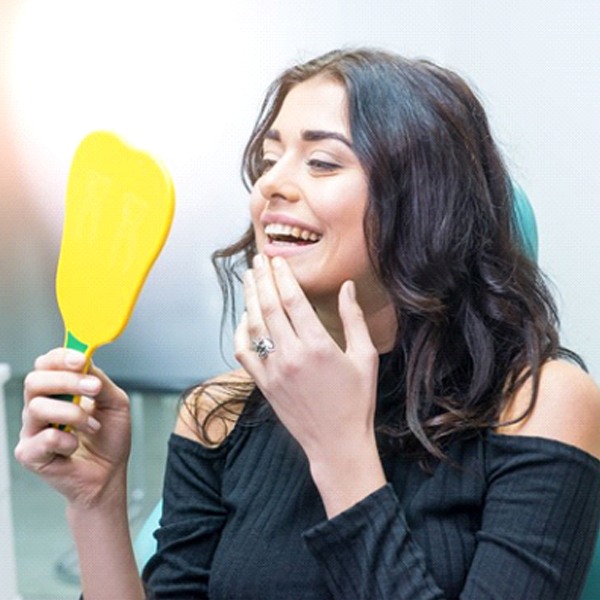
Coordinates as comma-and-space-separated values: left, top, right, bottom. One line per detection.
497, 359, 600, 459
174, 368, 254, 447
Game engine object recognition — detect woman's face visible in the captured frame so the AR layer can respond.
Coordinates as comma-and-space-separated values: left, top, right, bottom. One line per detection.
250, 76, 387, 311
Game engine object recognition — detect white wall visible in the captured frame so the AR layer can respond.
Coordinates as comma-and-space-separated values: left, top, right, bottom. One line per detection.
1, 0, 598, 385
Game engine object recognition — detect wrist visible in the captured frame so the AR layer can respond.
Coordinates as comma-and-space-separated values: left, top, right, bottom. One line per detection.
308, 436, 386, 519
66, 466, 128, 517
65, 469, 131, 565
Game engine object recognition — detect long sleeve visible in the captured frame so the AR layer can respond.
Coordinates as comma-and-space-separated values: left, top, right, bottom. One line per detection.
304, 484, 446, 598
303, 432, 600, 600
142, 434, 230, 599
462, 433, 600, 598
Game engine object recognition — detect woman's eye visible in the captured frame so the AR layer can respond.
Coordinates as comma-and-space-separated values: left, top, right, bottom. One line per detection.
260, 158, 277, 173
306, 158, 340, 172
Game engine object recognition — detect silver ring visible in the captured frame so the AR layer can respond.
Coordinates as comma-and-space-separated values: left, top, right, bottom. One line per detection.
252, 336, 275, 360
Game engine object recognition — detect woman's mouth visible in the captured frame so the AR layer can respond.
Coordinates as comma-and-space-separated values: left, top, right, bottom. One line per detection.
264, 223, 322, 246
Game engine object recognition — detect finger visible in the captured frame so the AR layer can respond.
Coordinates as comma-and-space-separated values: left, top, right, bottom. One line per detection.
234, 312, 255, 371
252, 255, 296, 339
234, 311, 271, 378
22, 396, 102, 437
338, 281, 378, 357
243, 268, 269, 341
34, 348, 88, 372
23, 369, 101, 405
85, 362, 128, 410
271, 256, 326, 338
15, 427, 80, 472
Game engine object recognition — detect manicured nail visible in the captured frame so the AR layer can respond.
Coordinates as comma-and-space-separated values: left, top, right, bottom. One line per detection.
272, 256, 284, 269
87, 416, 101, 433
253, 254, 265, 269
345, 280, 356, 301
65, 351, 85, 368
80, 377, 98, 393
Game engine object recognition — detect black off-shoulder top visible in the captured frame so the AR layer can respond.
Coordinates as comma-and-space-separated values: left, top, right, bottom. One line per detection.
143, 355, 600, 599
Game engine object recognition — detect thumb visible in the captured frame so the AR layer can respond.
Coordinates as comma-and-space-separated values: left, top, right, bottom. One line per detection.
87, 362, 128, 410
338, 281, 376, 355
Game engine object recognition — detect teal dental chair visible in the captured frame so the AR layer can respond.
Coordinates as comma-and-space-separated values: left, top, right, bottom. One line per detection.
132, 184, 600, 597
134, 498, 163, 571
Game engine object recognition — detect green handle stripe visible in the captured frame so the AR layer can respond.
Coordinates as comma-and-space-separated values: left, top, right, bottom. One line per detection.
55, 331, 90, 430
65, 331, 89, 353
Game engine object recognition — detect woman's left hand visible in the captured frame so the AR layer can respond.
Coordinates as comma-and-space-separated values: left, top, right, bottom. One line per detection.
234, 255, 386, 515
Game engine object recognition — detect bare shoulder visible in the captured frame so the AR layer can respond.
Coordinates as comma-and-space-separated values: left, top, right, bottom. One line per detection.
497, 360, 600, 459
174, 368, 254, 447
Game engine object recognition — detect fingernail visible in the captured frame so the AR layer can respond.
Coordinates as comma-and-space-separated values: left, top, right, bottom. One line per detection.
80, 377, 98, 393
346, 280, 356, 300
65, 351, 85, 368
87, 416, 101, 432
253, 254, 265, 268
272, 256, 284, 269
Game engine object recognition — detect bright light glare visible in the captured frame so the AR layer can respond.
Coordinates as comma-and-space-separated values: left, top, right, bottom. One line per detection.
7, 0, 259, 231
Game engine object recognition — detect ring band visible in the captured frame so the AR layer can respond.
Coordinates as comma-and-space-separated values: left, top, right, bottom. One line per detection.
252, 336, 275, 360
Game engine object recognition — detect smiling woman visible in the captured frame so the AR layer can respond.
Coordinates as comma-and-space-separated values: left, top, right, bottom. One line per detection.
15, 47, 600, 600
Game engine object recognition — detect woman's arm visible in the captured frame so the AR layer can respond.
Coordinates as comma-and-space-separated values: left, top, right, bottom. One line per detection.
67, 482, 144, 599
14, 348, 144, 600
235, 255, 388, 518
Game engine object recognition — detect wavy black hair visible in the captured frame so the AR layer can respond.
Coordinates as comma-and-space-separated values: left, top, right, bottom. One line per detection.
198, 48, 578, 457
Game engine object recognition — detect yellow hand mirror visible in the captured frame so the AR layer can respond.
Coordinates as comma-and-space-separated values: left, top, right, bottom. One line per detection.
54, 131, 175, 410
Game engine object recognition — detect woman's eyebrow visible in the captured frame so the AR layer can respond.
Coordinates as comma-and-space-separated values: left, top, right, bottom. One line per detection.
301, 129, 353, 148
264, 129, 352, 148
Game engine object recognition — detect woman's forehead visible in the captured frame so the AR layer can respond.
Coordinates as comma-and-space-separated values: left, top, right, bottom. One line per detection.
270, 77, 350, 137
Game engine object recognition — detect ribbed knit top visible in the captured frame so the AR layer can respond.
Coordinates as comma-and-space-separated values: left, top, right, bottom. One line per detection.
143, 355, 600, 599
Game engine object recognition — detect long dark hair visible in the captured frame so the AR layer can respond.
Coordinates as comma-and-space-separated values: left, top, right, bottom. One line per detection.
202, 48, 576, 457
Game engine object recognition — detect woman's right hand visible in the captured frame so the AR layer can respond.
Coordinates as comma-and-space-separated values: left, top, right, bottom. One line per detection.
14, 347, 132, 509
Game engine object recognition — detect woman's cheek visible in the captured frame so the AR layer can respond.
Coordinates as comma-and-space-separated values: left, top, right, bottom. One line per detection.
249, 190, 267, 251
254, 232, 266, 253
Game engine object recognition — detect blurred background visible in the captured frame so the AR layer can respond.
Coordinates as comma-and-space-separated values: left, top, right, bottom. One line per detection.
0, 0, 598, 598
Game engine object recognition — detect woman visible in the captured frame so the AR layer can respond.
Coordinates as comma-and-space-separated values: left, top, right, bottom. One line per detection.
16, 48, 600, 599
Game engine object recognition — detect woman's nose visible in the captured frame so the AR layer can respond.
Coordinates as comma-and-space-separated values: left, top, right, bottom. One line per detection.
257, 160, 301, 203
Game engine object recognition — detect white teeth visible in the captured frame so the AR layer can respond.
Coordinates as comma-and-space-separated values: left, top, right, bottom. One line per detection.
264, 223, 321, 242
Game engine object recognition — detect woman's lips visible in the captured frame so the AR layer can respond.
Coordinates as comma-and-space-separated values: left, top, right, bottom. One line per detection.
261, 230, 322, 258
